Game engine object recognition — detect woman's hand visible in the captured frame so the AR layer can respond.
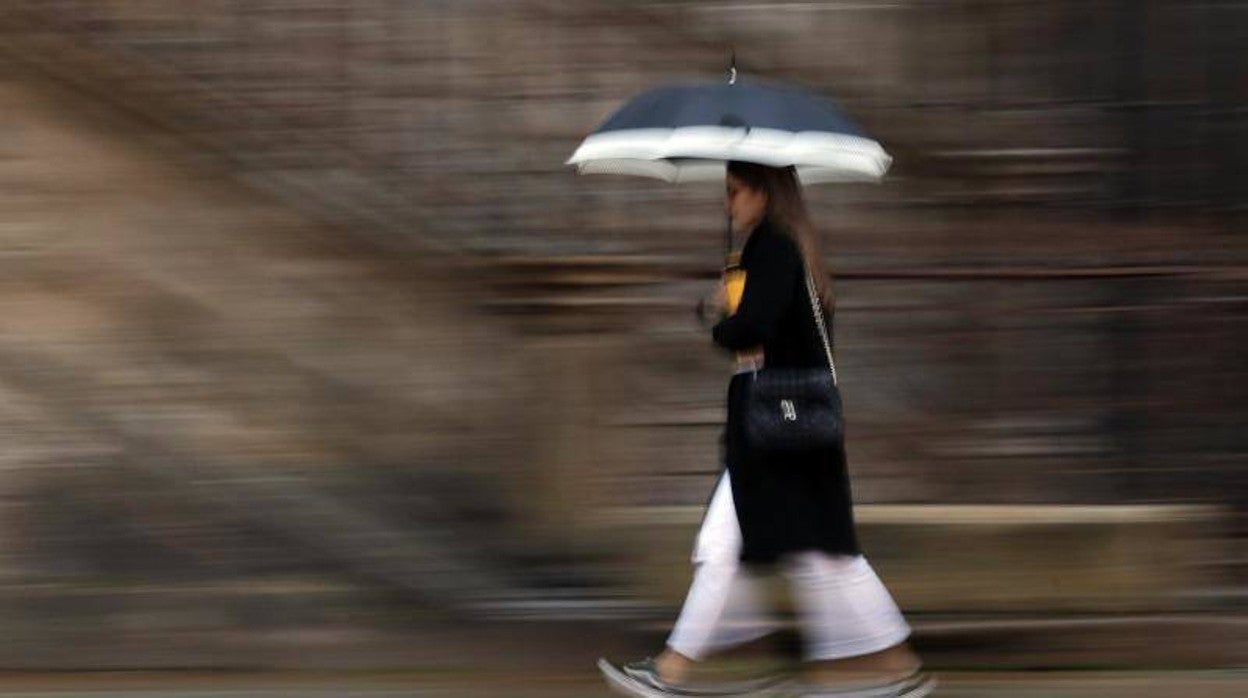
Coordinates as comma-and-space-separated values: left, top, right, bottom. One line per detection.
735, 347, 765, 371
695, 282, 730, 327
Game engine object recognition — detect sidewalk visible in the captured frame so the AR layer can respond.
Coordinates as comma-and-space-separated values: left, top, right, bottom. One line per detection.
0, 670, 1242, 697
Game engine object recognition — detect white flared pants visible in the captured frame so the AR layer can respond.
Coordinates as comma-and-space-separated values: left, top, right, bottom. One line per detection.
666, 473, 911, 661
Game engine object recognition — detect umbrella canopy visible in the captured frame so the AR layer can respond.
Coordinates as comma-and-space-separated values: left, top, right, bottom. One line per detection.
566, 79, 891, 184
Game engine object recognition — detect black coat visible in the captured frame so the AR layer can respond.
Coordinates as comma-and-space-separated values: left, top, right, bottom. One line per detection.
712, 217, 860, 565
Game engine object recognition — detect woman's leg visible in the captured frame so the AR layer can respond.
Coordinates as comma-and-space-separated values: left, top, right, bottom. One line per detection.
783, 551, 919, 680
659, 472, 779, 682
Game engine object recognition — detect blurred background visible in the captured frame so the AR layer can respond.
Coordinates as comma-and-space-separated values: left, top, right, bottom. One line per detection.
0, 0, 1243, 695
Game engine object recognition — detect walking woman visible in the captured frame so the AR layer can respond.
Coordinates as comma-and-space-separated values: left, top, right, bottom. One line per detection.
600, 162, 933, 698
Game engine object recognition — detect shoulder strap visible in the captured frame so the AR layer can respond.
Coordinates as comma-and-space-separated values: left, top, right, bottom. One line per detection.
803, 272, 838, 386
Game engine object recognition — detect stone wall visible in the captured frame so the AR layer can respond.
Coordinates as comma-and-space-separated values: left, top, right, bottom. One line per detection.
0, 1, 1242, 628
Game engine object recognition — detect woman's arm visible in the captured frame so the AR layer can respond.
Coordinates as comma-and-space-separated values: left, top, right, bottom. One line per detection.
712, 234, 800, 351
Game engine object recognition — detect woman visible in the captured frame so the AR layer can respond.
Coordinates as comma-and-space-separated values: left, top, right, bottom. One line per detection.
600, 162, 932, 698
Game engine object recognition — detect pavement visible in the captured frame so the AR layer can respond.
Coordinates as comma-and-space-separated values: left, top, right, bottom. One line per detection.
0, 671, 1243, 697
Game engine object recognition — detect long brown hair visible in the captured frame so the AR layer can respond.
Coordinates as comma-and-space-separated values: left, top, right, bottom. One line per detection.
727, 161, 834, 311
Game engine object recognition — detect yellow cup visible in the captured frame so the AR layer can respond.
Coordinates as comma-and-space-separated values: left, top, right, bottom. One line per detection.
722, 256, 745, 315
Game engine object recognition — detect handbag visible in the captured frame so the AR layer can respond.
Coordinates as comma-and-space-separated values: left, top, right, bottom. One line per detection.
742, 271, 844, 455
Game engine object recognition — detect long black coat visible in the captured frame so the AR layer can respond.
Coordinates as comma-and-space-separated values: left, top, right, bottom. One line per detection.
712, 217, 860, 565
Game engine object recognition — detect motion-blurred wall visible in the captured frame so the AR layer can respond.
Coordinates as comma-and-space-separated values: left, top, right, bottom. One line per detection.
0, 0, 1243, 667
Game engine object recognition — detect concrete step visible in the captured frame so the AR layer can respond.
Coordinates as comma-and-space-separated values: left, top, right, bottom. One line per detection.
590, 503, 1228, 613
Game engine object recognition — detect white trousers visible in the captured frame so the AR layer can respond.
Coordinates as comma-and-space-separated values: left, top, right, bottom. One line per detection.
666, 473, 911, 662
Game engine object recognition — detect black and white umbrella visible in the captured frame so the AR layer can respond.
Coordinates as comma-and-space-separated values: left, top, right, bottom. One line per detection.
566, 73, 891, 184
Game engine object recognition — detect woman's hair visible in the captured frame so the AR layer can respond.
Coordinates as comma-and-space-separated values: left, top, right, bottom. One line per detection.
727, 161, 834, 311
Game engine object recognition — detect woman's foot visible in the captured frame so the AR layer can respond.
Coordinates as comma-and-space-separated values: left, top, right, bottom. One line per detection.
598, 657, 680, 697
599, 656, 732, 697
805, 643, 922, 684
799, 643, 934, 697
653, 647, 696, 684
597, 650, 789, 697
797, 671, 935, 697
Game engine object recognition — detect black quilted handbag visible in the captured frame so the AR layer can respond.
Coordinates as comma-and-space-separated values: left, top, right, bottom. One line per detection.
743, 272, 844, 455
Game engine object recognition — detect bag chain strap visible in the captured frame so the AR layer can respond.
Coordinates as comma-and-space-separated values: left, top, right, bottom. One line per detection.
804, 272, 838, 386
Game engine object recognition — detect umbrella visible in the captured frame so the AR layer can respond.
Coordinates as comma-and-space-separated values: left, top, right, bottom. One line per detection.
566, 70, 892, 185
